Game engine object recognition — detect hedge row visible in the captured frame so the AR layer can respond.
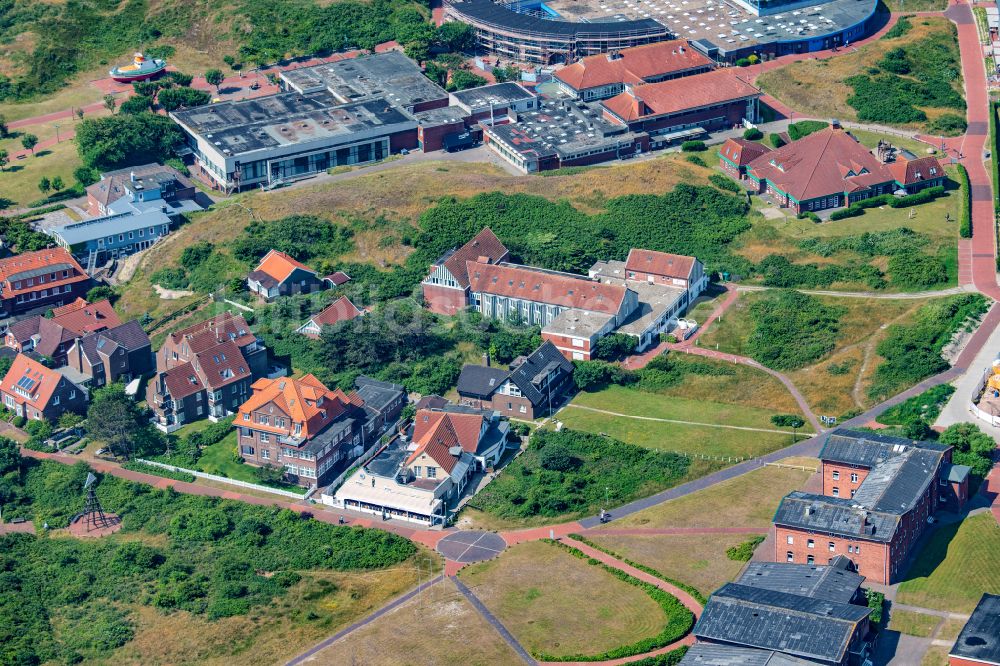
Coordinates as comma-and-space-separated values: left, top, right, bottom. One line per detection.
538, 539, 695, 662
568, 534, 708, 604
121, 461, 196, 483
829, 186, 947, 222
957, 163, 972, 238
627, 647, 690, 666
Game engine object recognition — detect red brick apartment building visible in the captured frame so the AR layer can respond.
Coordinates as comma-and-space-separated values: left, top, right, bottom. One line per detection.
0, 248, 91, 317
235, 374, 404, 486
456, 341, 574, 419
5, 298, 120, 364
421, 228, 509, 316
950, 593, 1000, 666
773, 429, 969, 585
0, 353, 87, 421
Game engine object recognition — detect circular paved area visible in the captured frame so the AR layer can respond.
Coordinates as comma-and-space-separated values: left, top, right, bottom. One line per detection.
436, 530, 507, 563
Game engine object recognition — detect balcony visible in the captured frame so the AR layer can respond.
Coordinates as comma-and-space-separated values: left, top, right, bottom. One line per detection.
278, 433, 306, 447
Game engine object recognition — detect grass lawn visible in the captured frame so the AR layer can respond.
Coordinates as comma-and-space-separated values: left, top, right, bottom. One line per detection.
305, 578, 519, 666
598, 462, 814, 529
194, 430, 306, 495
116, 153, 717, 320
897, 513, 1000, 613
584, 533, 760, 599
935, 618, 967, 642
757, 18, 962, 134
921, 646, 950, 666
108, 548, 442, 665
0, 139, 81, 208
888, 609, 941, 637
697, 293, 923, 417
458, 540, 671, 659
686, 283, 730, 323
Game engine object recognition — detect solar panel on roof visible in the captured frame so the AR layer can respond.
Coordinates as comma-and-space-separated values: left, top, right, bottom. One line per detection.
16, 375, 35, 390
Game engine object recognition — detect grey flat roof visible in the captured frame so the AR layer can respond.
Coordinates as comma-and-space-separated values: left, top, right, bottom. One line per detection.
447, 0, 667, 37
355, 375, 405, 413
543, 307, 616, 338
172, 92, 414, 157
951, 594, 1000, 665
695, 583, 871, 663
49, 209, 172, 246
737, 560, 864, 604
412, 105, 469, 126
365, 436, 411, 478
279, 51, 448, 109
450, 82, 536, 110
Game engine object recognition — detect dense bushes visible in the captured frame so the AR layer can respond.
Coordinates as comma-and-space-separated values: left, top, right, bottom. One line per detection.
0, 459, 416, 664
829, 206, 865, 221
75, 112, 185, 170
725, 535, 766, 561
157, 86, 212, 112
769, 133, 786, 148
868, 294, 988, 400
472, 429, 690, 520
757, 254, 885, 290
231, 216, 355, 264
957, 164, 972, 238
709, 173, 742, 193
939, 422, 996, 485
879, 384, 955, 426
798, 228, 930, 258
742, 128, 763, 141
887, 254, 948, 289
746, 290, 845, 370
883, 15, 912, 40
538, 539, 694, 662
787, 121, 829, 141
681, 140, 707, 152
122, 461, 196, 482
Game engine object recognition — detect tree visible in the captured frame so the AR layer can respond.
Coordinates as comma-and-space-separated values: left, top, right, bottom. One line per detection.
204, 68, 225, 93
0, 114, 7, 138
771, 414, 805, 441
436, 22, 476, 52
21, 133, 38, 155
119, 94, 154, 115
491, 65, 521, 83
86, 285, 117, 303
50, 176, 64, 191
74, 165, 99, 186
592, 333, 635, 362
75, 113, 184, 170
223, 55, 239, 70
103, 94, 117, 114
37, 177, 51, 195
0, 149, 7, 172
157, 86, 211, 112
0, 436, 20, 475
447, 70, 487, 92
86, 383, 149, 460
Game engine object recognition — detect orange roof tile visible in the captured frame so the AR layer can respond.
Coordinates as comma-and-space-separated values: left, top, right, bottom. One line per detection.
252, 249, 316, 284
0, 248, 88, 298
467, 262, 627, 315
602, 69, 760, 123
625, 249, 696, 282
887, 155, 946, 186
237, 374, 359, 439
50, 298, 121, 335
719, 138, 772, 167
555, 41, 712, 92
1, 353, 65, 411
311, 297, 362, 327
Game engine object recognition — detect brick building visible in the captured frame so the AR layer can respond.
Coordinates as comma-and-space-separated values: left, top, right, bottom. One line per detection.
65, 320, 153, 388
5, 298, 121, 364
247, 249, 325, 301
0, 248, 91, 318
456, 341, 574, 419
745, 127, 947, 214
950, 593, 1000, 666
773, 429, 966, 584
147, 313, 267, 431
688, 557, 874, 666
422, 228, 510, 316
718, 137, 773, 180
0, 353, 88, 421
235, 374, 404, 486
555, 40, 714, 101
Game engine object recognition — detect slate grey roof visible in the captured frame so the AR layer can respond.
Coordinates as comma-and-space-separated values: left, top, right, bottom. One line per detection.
737, 560, 865, 604
951, 593, 1000, 665
507, 340, 574, 406
945, 463, 972, 483
79, 320, 151, 364
694, 583, 871, 664
354, 375, 404, 414
679, 644, 825, 665
456, 364, 510, 399
773, 491, 899, 543
849, 447, 944, 513
819, 428, 947, 467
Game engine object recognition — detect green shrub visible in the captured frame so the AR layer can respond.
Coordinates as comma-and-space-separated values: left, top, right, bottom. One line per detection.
798, 227, 929, 258
725, 535, 766, 561
866, 589, 885, 625
685, 154, 706, 166
829, 206, 864, 221
887, 254, 948, 289
879, 384, 955, 425
769, 133, 786, 148
756, 254, 885, 290
709, 173, 742, 193
743, 128, 763, 141
787, 120, 829, 141
121, 461, 196, 483
13, 415, 26, 428
735, 57, 752, 67
796, 210, 820, 222
957, 164, 971, 238
150, 267, 189, 289
681, 140, 707, 152
928, 113, 968, 136
745, 290, 845, 370
883, 15, 913, 39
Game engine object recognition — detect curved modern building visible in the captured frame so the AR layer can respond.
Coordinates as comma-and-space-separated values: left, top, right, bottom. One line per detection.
445, 0, 879, 64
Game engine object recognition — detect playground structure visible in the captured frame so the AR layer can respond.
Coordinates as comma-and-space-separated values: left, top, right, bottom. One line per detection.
67, 472, 122, 537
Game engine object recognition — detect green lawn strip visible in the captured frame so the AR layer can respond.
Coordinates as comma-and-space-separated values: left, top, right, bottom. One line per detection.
569, 534, 708, 604
557, 408, 794, 459
878, 384, 955, 425
121, 461, 195, 483
888, 609, 940, 637
194, 433, 305, 495
897, 513, 1000, 613
569, 386, 787, 430
538, 539, 694, 662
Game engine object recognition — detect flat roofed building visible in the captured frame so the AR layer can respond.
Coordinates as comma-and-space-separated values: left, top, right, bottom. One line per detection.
49, 208, 172, 267
555, 40, 714, 101
279, 51, 449, 113
171, 92, 417, 191
950, 594, 1000, 666
448, 82, 539, 117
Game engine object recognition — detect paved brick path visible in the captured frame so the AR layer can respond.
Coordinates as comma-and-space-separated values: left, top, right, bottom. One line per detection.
452, 576, 537, 665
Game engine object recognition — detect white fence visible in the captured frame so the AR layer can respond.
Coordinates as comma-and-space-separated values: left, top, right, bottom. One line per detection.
135, 458, 311, 500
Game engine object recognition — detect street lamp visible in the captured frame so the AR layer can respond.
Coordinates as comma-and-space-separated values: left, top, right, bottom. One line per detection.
54, 124, 60, 143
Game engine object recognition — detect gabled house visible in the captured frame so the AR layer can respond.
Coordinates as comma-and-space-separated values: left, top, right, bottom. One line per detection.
147, 312, 266, 431
234, 374, 404, 486
421, 228, 509, 316
0, 353, 87, 421
5, 298, 121, 363
0, 248, 91, 317
623, 249, 707, 297
65, 320, 153, 388
296, 296, 363, 339
247, 249, 325, 301
85, 162, 196, 218
718, 137, 773, 180
328, 405, 511, 525
457, 341, 574, 419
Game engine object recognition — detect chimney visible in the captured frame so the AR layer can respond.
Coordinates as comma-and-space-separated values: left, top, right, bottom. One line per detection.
130, 171, 136, 183
483, 351, 490, 367
74, 337, 83, 371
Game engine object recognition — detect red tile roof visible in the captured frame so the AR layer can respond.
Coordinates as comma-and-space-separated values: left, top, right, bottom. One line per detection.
193, 340, 250, 390
0, 248, 88, 299
162, 361, 204, 400
252, 249, 316, 284
747, 128, 894, 202
467, 261, 627, 315
602, 69, 760, 122
237, 374, 362, 439
720, 138, 772, 167
625, 249, 696, 281
2, 354, 66, 412
555, 41, 713, 92
888, 155, 946, 186
312, 297, 362, 327
412, 409, 484, 456
323, 271, 352, 286
50, 298, 121, 334
169, 312, 255, 354
441, 228, 509, 289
